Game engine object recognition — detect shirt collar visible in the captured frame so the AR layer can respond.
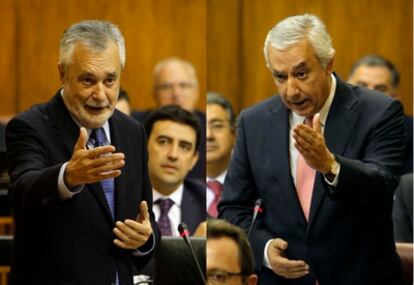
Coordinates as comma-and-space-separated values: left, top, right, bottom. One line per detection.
207, 170, 227, 184
153, 183, 184, 207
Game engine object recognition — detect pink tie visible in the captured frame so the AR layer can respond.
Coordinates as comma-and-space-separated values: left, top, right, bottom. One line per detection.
207, 180, 223, 217
296, 117, 316, 220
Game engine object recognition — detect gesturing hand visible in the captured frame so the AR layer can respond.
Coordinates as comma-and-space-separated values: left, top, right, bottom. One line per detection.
293, 114, 335, 174
64, 127, 125, 188
267, 238, 309, 279
113, 201, 153, 250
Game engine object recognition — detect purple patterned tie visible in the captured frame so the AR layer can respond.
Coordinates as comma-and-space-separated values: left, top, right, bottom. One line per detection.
155, 198, 174, 236
89, 128, 115, 219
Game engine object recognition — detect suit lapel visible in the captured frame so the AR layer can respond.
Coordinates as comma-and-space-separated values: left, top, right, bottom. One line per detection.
48, 91, 117, 222
47, 91, 79, 157
307, 77, 360, 229
266, 99, 307, 227
181, 186, 197, 232
109, 112, 128, 222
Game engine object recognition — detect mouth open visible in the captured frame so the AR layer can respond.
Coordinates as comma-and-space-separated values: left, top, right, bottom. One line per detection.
85, 105, 107, 113
291, 99, 308, 108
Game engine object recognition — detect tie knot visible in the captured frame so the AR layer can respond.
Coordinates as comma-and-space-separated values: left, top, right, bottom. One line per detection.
304, 116, 313, 127
89, 128, 108, 147
207, 180, 223, 196
156, 198, 174, 213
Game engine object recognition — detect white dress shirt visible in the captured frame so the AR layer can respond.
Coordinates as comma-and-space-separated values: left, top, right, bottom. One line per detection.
152, 184, 184, 237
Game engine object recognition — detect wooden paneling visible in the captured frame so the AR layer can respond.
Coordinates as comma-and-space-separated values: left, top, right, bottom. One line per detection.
207, 0, 241, 111
0, 0, 16, 117
240, 0, 413, 114
0, 0, 412, 116
10, 0, 206, 114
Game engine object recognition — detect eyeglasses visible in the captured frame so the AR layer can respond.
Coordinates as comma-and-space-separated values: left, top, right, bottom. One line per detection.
156, 82, 195, 92
207, 122, 230, 133
207, 270, 246, 284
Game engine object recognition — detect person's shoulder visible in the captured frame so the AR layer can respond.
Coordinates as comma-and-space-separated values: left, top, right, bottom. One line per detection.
184, 178, 206, 196
131, 109, 152, 122
242, 95, 281, 117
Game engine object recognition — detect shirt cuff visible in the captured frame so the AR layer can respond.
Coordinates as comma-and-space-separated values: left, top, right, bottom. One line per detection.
58, 162, 84, 200
133, 234, 156, 256
263, 239, 273, 269
324, 163, 341, 187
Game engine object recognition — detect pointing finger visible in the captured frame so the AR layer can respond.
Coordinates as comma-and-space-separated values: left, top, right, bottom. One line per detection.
74, 127, 88, 151
313, 113, 322, 134
136, 201, 149, 222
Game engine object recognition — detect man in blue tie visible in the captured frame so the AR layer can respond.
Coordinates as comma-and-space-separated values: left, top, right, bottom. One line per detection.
6, 20, 160, 285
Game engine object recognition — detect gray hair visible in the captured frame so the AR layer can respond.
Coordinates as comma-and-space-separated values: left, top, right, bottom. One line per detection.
59, 20, 126, 69
264, 14, 335, 68
153, 57, 199, 87
349, 55, 400, 88
207, 92, 236, 129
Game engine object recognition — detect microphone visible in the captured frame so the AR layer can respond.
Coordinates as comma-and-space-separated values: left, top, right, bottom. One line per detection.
177, 223, 206, 284
247, 198, 263, 239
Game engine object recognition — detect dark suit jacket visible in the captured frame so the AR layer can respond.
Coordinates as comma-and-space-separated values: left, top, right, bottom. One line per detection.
219, 77, 406, 285
393, 173, 413, 242
6, 92, 160, 285
181, 178, 207, 234
132, 109, 206, 180
402, 116, 413, 174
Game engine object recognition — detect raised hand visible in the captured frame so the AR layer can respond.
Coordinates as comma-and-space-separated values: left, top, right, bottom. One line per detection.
64, 127, 125, 188
113, 201, 153, 250
293, 113, 335, 174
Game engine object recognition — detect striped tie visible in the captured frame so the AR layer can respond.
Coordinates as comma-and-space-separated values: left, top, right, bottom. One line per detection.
89, 128, 115, 219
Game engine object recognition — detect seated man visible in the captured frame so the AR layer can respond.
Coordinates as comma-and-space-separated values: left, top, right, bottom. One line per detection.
348, 55, 413, 174
207, 219, 257, 285
206, 92, 236, 217
133, 57, 206, 179
144, 105, 206, 236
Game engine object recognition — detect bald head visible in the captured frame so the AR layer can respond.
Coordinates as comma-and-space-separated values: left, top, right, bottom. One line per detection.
153, 57, 199, 112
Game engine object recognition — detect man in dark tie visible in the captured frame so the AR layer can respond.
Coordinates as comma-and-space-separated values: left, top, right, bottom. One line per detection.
6, 20, 160, 285
219, 14, 405, 284
206, 92, 236, 217
144, 105, 206, 236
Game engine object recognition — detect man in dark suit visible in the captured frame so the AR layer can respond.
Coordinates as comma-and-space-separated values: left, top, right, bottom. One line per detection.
219, 14, 405, 284
132, 57, 206, 180
6, 20, 160, 285
348, 54, 413, 174
144, 105, 206, 235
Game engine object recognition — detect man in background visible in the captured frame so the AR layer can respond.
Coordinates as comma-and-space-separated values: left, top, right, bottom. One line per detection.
6, 20, 159, 284
207, 219, 258, 285
348, 55, 413, 174
144, 105, 206, 236
115, 88, 131, 116
132, 57, 206, 179
206, 92, 236, 217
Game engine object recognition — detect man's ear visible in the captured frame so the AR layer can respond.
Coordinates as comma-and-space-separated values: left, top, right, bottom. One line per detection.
247, 274, 258, 285
326, 57, 334, 75
189, 151, 199, 170
58, 64, 65, 83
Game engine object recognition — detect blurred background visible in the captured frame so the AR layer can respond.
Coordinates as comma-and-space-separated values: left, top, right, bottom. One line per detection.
0, 0, 412, 119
